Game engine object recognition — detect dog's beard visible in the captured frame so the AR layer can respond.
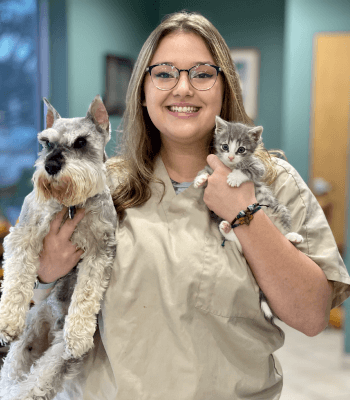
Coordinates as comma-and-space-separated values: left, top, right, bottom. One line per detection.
32, 164, 107, 206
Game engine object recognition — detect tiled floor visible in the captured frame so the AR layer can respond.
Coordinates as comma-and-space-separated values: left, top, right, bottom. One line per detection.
275, 321, 350, 399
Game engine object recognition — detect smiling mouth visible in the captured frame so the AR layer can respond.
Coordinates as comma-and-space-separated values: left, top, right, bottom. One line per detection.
167, 106, 200, 113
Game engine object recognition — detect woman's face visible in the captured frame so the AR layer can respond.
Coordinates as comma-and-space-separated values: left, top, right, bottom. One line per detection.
143, 31, 224, 149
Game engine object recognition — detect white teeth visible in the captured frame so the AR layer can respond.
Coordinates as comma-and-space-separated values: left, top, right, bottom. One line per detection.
168, 106, 200, 113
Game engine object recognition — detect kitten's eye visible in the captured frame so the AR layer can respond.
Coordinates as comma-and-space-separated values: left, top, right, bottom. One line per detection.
237, 147, 246, 154
45, 140, 53, 149
73, 137, 87, 149
221, 144, 229, 152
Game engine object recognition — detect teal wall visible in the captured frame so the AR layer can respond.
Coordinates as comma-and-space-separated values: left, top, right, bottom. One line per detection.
159, 0, 286, 152
282, 0, 350, 182
66, 0, 159, 156
48, 0, 68, 120
50, 0, 159, 156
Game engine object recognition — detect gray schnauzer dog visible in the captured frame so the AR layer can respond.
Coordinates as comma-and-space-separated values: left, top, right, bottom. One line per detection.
0, 96, 117, 399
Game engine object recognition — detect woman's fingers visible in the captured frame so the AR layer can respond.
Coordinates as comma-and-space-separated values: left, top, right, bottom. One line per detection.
50, 206, 68, 234
58, 208, 86, 241
37, 207, 86, 283
75, 248, 85, 258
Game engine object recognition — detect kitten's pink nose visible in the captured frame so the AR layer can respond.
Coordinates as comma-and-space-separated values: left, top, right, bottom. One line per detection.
228, 155, 234, 161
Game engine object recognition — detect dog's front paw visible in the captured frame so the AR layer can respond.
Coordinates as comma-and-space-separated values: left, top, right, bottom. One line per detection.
0, 324, 19, 345
285, 232, 304, 244
64, 314, 95, 358
65, 333, 94, 359
194, 173, 209, 188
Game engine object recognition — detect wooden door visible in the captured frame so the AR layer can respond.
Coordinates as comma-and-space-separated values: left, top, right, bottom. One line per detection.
310, 33, 350, 255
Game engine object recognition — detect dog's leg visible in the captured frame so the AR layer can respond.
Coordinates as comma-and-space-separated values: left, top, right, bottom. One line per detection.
0, 330, 83, 400
0, 244, 38, 344
0, 302, 55, 400
63, 250, 114, 358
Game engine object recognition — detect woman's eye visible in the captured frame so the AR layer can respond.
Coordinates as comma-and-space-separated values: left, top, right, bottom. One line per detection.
74, 137, 87, 149
221, 144, 229, 152
193, 73, 213, 79
155, 72, 176, 79
237, 147, 246, 154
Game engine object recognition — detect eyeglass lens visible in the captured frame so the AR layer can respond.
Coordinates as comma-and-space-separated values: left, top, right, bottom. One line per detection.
150, 64, 218, 90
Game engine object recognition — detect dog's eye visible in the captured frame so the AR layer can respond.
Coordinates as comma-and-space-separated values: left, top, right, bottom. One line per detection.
221, 144, 229, 152
74, 137, 87, 149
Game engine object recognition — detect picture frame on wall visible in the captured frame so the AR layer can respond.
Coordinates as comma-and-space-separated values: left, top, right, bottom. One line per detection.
230, 48, 260, 120
103, 55, 134, 116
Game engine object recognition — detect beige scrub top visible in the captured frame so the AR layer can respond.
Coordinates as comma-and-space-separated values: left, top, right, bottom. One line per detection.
56, 156, 350, 400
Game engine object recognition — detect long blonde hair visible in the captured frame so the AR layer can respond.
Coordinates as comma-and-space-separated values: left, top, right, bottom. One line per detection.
108, 10, 281, 216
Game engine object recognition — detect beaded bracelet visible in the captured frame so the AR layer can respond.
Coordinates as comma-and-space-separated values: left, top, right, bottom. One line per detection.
230, 203, 269, 229
221, 203, 269, 247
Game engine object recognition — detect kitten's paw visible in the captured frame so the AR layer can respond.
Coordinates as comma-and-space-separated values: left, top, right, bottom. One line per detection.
219, 221, 237, 241
226, 170, 249, 188
260, 298, 274, 321
194, 173, 209, 188
226, 174, 241, 187
219, 220, 231, 234
285, 232, 304, 244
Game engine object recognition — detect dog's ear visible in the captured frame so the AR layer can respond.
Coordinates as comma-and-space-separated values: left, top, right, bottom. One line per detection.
43, 98, 61, 129
87, 95, 109, 131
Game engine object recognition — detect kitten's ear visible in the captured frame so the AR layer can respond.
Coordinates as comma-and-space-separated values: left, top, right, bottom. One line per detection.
215, 115, 228, 134
87, 95, 110, 131
248, 126, 263, 143
43, 98, 61, 129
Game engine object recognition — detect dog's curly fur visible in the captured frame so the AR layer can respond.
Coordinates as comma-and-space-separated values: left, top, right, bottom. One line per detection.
0, 96, 117, 400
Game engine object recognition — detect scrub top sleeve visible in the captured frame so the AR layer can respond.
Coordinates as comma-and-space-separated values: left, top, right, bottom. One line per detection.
32, 287, 53, 304
270, 158, 350, 310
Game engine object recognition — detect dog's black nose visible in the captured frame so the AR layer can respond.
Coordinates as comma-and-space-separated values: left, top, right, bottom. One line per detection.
45, 150, 64, 176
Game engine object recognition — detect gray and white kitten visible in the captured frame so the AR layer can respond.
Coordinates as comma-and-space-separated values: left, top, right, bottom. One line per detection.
194, 116, 303, 327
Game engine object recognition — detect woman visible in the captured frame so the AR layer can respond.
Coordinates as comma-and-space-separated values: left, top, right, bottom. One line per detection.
38, 11, 350, 399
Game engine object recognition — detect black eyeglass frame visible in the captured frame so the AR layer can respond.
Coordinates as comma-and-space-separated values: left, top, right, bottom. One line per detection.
145, 63, 222, 91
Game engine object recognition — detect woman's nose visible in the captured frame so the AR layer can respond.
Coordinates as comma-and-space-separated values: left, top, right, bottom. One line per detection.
172, 71, 193, 95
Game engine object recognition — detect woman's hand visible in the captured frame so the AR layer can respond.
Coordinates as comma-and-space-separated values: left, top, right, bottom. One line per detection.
203, 154, 257, 222
37, 207, 86, 283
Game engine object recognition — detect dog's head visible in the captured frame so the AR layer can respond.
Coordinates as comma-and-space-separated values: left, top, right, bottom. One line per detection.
32, 95, 111, 206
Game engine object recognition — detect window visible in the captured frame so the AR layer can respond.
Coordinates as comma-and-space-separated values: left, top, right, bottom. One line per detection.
0, 0, 42, 226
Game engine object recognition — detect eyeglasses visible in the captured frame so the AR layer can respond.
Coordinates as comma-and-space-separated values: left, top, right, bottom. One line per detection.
145, 63, 222, 91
